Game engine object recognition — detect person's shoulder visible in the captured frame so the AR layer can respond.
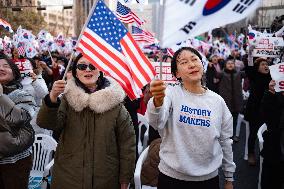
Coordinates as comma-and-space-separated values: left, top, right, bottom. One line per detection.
166, 83, 182, 92
205, 89, 224, 102
8, 88, 36, 107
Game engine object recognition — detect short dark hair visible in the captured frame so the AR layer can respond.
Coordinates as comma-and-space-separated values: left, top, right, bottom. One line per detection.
171, 47, 202, 80
254, 57, 268, 69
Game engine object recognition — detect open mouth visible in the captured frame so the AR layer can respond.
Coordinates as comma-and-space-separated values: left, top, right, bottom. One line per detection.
84, 74, 93, 79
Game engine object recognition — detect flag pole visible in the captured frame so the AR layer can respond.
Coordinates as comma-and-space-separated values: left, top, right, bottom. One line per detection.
48, 49, 54, 63
62, 0, 100, 80
159, 49, 163, 80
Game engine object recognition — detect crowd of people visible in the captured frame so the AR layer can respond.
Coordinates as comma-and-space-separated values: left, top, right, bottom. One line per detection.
0, 25, 284, 189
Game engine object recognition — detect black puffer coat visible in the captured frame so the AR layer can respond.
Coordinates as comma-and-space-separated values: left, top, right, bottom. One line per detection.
0, 85, 36, 159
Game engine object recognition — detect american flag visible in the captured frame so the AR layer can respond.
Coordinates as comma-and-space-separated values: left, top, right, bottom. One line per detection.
17, 43, 26, 57
116, 1, 145, 26
167, 48, 175, 57
77, 0, 155, 100
131, 26, 155, 44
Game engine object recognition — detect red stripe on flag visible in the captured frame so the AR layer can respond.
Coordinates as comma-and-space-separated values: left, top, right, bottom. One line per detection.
120, 40, 151, 88
79, 39, 139, 91
77, 47, 137, 100
126, 33, 156, 76
83, 31, 144, 88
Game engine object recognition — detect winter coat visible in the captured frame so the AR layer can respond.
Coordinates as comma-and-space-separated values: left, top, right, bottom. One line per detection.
260, 91, 284, 164
36, 77, 136, 189
22, 74, 48, 107
244, 66, 271, 121
206, 65, 220, 93
141, 138, 161, 187
218, 70, 245, 113
0, 85, 36, 161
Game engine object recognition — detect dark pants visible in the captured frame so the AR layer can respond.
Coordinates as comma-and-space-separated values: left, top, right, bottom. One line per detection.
0, 155, 32, 189
232, 112, 239, 136
157, 172, 219, 189
261, 160, 284, 189
248, 119, 263, 154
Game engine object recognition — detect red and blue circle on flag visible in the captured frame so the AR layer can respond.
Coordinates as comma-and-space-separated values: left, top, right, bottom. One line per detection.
203, 0, 231, 16
248, 32, 256, 40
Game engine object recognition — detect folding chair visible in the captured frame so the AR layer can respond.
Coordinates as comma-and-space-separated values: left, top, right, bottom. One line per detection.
257, 123, 267, 189
137, 113, 150, 156
29, 134, 57, 189
235, 114, 250, 160
134, 146, 157, 189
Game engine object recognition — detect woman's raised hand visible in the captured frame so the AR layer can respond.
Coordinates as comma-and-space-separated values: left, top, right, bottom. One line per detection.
150, 79, 166, 107
50, 80, 66, 103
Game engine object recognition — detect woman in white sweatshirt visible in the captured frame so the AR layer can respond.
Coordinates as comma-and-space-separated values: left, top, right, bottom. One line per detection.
146, 47, 236, 189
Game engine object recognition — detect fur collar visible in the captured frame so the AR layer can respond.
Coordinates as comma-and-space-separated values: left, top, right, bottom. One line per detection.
64, 77, 126, 113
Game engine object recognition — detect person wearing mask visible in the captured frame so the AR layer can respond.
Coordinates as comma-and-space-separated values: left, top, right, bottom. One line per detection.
147, 47, 235, 189
36, 53, 136, 189
0, 53, 36, 189
244, 56, 271, 166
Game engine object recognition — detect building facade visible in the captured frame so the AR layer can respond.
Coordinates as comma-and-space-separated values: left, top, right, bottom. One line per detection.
0, 0, 36, 7
39, 9, 74, 37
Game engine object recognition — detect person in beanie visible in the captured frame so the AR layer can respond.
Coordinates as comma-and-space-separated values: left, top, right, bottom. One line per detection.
0, 53, 36, 189
147, 47, 235, 189
36, 53, 136, 189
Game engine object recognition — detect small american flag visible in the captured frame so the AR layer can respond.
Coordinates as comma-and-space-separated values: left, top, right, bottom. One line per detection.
167, 48, 175, 57
131, 26, 155, 44
17, 43, 26, 57
77, 0, 155, 100
116, 1, 145, 26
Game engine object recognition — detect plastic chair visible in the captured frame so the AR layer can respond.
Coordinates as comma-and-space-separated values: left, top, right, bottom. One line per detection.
235, 114, 250, 160
29, 134, 57, 189
137, 113, 150, 156
257, 123, 267, 189
134, 146, 157, 189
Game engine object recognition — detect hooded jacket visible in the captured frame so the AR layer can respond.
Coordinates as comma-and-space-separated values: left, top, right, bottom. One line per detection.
37, 77, 136, 189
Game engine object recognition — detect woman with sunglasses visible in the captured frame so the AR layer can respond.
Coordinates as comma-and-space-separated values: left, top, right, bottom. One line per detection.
36, 53, 136, 189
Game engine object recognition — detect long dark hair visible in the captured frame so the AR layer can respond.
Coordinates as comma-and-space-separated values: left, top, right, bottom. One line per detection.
72, 53, 106, 93
0, 53, 22, 90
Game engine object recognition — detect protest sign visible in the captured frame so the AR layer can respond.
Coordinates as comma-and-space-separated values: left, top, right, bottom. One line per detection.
152, 62, 178, 84
252, 37, 284, 58
13, 59, 33, 85
269, 62, 284, 92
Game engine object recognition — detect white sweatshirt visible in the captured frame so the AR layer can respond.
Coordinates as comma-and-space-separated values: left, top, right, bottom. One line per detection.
146, 84, 236, 182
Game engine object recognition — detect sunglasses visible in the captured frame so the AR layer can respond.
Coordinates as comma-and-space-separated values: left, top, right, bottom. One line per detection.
76, 64, 96, 71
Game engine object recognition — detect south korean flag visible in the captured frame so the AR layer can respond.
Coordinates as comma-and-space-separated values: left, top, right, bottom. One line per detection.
158, 0, 261, 48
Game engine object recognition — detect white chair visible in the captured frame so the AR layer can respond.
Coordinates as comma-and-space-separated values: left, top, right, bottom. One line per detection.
134, 146, 157, 189
257, 123, 267, 189
235, 114, 250, 160
137, 113, 150, 156
29, 134, 57, 189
